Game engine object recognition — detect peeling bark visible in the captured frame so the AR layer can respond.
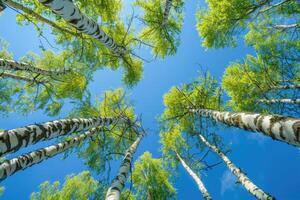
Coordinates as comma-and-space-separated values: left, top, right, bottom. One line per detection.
0, 58, 69, 76
189, 108, 300, 147
38, 0, 125, 56
0, 126, 104, 181
105, 134, 144, 200
0, 116, 115, 156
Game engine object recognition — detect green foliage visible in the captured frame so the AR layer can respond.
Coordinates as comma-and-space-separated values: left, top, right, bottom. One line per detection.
161, 73, 222, 129
196, 0, 298, 48
135, 0, 184, 58
0, 45, 88, 116
30, 171, 98, 200
70, 89, 138, 175
14, 0, 143, 86
132, 152, 176, 200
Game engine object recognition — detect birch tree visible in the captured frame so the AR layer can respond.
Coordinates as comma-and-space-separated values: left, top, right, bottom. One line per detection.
105, 133, 144, 200
162, 73, 300, 147
222, 54, 300, 116
196, 0, 298, 48
0, 115, 115, 156
161, 127, 212, 200
6, 0, 144, 85
196, 132, 274, 200
69, 89, 139, 176
0, 44, 88, 116
0, 127, 105, 181
134, 0, 184, 58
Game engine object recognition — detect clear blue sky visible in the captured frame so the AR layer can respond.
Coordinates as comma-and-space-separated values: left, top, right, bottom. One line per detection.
1, 1, 300, 200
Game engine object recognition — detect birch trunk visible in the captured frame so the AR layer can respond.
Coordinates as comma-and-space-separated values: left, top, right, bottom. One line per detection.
198, 134, 274, 200
105, 134, 144, 200
38, 0, 125, 56
0, 72, 46, 84
2, 0, 78, 36
0, 58, 69, 76
270, 84, 300, 90
175, 151, 212, 200
0, 126, 104, 181
258, 99, 300, 104
162, 0, 172, 26
189, 108, 300, 147
0, 116, 115, 156
274, 24, 299, 30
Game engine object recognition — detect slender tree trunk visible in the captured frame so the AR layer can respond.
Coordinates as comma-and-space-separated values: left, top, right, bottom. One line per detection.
2, 0, 78, 36
197, 133, 274, 200
258, 99, 300, 104
270, 84, 300, 90
162, 0, 172, 26
0, 126, 104, 181
0, 116, 116, 156
38, 0, 125, 56
0, 72, 46, 84
189, 108, 300, 147
105, 134, 144, 200
0, 58, 69, 76
274, 24, 299, 30
175, 151, 212, 200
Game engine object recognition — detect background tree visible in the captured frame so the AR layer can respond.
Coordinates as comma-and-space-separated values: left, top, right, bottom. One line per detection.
30, 171, 98, 200
132, 151, 176, 200
134, 0, 184, 58
196, 0, 298, 48
160, 126, 213, 200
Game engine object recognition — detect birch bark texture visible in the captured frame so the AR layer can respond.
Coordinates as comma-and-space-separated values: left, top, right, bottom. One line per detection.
0, 58, 69, 76
198, 134, 275, 200
105, 134, 144, 200
176, 151, 212, 200
38, 0, 125, 56
0, 127, 104, 181
0, 116, 114, 156
258, 99, 300, 104
189, 108, 300, 147
162, 0, 173, 25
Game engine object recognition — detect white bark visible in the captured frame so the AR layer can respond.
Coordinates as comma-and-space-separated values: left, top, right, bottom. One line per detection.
190, 108, 300, 147
176, 151, 212, 200
162, 0, 173, 26
38, 0, 125, 56
0, 116, 116, 156
0, 126, 104, 181
258, 99, 300, 104
274, 24, 299, 30
198, 134, 274, 200
105, 134, 144, 200
270, 84, 300, 90
0, 58, 69, 76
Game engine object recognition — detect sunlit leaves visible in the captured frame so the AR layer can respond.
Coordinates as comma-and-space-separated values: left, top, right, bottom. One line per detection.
30, 171, 98, 200
135, 0, 184, 58
132, 152, 176, 200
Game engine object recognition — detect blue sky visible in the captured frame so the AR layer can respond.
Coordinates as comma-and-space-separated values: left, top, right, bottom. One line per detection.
1, 1, 300, 199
